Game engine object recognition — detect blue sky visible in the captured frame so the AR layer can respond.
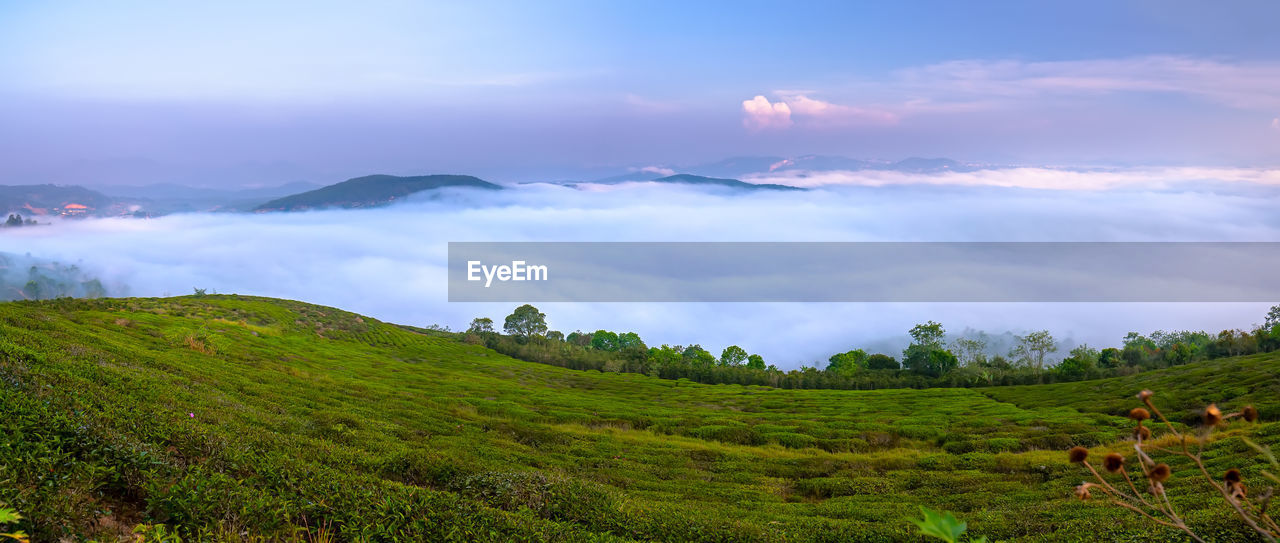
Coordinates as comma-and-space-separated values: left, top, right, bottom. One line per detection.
2, 1, 1279, 185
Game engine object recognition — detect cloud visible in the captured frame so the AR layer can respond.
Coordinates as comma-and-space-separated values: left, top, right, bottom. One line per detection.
745, 166, 1280, 191
775, 94, 899, 126
893, 56, 1280, 111
741, 94, 896, 131
638, 165, 675, 176
1273, 117, 1280, 130
747, 56, 1280, 135
2, 175, 1278, 367
741, 95, 792, 131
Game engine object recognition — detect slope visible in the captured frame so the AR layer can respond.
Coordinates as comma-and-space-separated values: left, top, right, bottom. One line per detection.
0, 296, 1274, 541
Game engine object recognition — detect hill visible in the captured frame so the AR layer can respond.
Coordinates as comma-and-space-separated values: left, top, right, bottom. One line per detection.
0, 296, 1276, 541
649, 174, 805, 191
255, 174, 503, 211
0, 184, 123, 218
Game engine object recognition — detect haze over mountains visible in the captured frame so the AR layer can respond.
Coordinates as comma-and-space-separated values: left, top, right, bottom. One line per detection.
0, 155, 980, 217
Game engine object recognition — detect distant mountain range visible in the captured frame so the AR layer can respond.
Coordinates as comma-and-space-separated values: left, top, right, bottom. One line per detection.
572, 173, 805, 191
254, 174, 503, 212
584, 155, 980, 184
0, 155, 991, 217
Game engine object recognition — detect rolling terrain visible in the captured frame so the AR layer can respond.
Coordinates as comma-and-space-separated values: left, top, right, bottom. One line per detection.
0, 296, 1276, 541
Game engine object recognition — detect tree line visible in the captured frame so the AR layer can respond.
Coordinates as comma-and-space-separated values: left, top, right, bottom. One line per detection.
459, 304, 1280, 390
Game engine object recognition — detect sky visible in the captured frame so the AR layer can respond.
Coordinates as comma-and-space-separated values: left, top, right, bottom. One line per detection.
2, 1, 1280, 186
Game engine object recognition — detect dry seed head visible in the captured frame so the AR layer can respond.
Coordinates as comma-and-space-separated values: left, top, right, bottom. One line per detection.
1225, 468, 1242, 484
1149, 463, 1171, 483
1103, 453, 1125, 473
1242, 405, 1259, 423
1137, 390, 1153, 401
1204, 404, 1222, 426
1133, 425, 1151, 440
1068, 446, 1089, 463
1074, 482, 1095, 500
1128, 407, 1151, 421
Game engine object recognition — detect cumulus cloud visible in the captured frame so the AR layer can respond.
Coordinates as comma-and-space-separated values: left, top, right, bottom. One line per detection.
741, 95, 792, 130
2, 176, 1277, 367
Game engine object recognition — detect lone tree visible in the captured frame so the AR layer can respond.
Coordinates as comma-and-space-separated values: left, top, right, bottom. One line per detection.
746, 353, 766, 370
467, 317, 494, 334
503, 304, 547, 339
1267, 304, 1280, 329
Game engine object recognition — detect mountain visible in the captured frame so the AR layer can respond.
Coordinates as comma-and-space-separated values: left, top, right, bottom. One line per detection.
2, 295, 1276, 540
649, 173, 806, 191
255, 174, 503, 212
590, 155, 986, 184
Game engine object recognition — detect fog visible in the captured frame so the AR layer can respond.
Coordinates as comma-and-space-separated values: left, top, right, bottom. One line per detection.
3, 170, 1278, 368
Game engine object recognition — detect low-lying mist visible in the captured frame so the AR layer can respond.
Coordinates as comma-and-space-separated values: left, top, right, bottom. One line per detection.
3, 168, 1278, 368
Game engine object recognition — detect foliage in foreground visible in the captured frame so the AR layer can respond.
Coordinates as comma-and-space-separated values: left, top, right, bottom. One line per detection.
1068, 390, 1277, 542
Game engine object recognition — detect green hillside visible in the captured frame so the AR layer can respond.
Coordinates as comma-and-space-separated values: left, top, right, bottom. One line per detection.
254, 174, 502, 211
1, 296, 1276, 541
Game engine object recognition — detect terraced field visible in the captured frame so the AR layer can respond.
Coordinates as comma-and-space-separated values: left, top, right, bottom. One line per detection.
1, 296, 1276, 541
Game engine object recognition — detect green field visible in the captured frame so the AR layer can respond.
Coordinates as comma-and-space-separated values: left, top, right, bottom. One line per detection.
1, 296, 1276, 541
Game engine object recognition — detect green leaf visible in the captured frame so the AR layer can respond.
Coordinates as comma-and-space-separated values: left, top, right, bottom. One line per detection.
0, 508, 20, 524
911, 506, 968, 543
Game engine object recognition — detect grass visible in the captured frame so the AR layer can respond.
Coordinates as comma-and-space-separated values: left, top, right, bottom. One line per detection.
0, 295, 1277, 541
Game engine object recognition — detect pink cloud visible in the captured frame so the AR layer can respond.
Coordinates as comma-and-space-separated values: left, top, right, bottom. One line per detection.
741, 95, 792, 131
778, 94, 899, 126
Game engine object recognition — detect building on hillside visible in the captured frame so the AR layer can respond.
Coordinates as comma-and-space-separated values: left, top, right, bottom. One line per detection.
60, 203, 91, 216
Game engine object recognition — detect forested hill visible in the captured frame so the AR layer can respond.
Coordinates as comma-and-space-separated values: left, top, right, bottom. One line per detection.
255, 174, 503, 211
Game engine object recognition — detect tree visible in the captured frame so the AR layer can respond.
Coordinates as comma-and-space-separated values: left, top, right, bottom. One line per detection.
720, 345, 748, 366
590, 330, 619, 351
1097, 347, 1122, 368
1057, 344, 1098, 380
467, 317, 494, 334
1267, 305, 1280, 329
826, 349, 868, 375
904, 321, 956, 377
566, 330, 592, 347
746, 354, 766, 370
909, 321, 946, 350
5, 214, 22, 227
682, 345, 716, 368
866, 353, 899, 370
617, 332, 645, 350
545, 330, 564, 342
1011, 330, 1057, 372
950, 337, 987, 367
503, 304, 547, 339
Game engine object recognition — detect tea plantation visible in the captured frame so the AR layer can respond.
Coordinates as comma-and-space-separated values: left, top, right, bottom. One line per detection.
1, 296, 1276, 541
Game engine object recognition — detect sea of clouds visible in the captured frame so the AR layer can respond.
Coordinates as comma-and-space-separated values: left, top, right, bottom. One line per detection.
3, 167, 1278, 367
